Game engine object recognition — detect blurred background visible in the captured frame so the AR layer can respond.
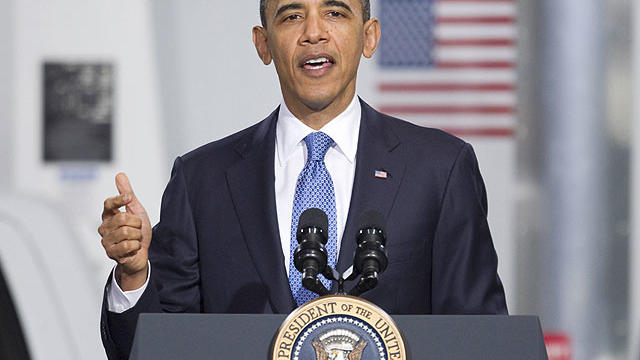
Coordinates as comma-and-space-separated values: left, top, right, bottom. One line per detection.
0, 0, 635, 359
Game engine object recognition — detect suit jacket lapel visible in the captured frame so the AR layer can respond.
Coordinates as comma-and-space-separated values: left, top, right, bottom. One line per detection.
225, 108, 297, 313
336, 100, 406, 274
225, 101, 405, 307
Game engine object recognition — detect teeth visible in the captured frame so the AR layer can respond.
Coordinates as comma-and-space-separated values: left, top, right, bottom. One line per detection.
306, 57, 329, 65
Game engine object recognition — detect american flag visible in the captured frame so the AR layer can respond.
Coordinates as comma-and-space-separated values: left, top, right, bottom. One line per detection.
374, 169, 388, 178
376, 0, 517, 138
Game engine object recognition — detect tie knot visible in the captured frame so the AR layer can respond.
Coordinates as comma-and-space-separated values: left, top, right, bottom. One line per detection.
304, 132, 334, 162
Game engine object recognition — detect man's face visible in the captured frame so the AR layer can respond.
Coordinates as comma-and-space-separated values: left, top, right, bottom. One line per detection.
254, 0, 379, 112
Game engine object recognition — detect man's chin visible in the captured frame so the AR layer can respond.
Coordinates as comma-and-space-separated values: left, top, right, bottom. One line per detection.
298, 88, 354, 110
300, 98, 333, 112
283, 83, 354, 113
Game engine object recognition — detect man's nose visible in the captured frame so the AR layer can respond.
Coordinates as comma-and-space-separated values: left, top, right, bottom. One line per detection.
300, 12, 328, 44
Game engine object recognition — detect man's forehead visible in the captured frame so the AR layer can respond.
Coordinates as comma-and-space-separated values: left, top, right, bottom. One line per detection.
266, 0, 361, 12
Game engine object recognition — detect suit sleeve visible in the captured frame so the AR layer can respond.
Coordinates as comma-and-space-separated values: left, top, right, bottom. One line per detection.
100, 156, 201, 359
431, 143, 508, 315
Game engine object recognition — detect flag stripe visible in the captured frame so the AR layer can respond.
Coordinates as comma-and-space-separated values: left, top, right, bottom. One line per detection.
379, 91, 516, 105
378, 105, 515, 115
399, 114, 515, 127
435, 38, 515, 46
437, 16, 516, 24
379, 83, 515, 91
378, 69, 516, 82
437, 0, 515, 3
435, 24, 517, 39
436, 47, 517, 61
436, 61, 515, 69
435, 2, 516, 16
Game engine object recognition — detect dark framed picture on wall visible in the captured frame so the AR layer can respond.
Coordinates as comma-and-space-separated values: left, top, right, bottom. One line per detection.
43, 62, 114, 162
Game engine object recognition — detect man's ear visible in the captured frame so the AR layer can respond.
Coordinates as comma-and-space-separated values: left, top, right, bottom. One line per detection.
362, 18, 381, 59
253, 26, 272, 65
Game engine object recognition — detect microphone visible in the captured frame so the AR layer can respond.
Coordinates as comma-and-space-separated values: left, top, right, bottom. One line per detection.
293, 208, 330, 296
348, 209, 388, 297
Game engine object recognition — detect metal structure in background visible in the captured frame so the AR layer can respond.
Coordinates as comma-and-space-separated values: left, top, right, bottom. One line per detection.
0, 0, 12, 188
540, 0, 609, 356
631, 1, 640, 359
518, 0, 631, 358
0, 263, 30, 360
602, 1, 632, 357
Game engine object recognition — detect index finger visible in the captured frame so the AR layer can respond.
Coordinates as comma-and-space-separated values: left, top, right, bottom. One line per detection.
102, 193, 131, 220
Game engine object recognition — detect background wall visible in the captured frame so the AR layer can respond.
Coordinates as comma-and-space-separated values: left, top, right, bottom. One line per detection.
150, 1, 280, 161
0, 0, 166, 358
0, 0, 12, 188
0, 0, 634, 359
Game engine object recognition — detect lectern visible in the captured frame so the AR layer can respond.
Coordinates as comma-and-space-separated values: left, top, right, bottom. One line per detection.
129, 313, 547, 359
122, 208, 533, 359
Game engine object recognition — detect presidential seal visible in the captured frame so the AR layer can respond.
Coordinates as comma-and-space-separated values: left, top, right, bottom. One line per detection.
272, 295, 406, 360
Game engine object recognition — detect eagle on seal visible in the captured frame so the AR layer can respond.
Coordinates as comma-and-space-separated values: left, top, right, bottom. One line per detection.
312, 338, 367, 360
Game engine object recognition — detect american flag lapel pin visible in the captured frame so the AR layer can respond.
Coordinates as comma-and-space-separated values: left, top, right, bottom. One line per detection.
374, 169, 389, 179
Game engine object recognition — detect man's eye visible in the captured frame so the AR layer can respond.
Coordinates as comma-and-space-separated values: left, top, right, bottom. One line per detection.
284, 14, 301, 21
328, 11, 343, 17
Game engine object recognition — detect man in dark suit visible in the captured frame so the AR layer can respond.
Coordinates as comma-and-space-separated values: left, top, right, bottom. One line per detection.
98, 0, 507, 358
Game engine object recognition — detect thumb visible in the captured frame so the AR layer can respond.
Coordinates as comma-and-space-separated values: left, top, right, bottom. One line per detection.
115, 172, 135, 198
115, 172, 146, 216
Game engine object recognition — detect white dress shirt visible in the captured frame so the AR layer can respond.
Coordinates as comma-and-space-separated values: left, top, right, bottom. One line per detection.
107, 95, 361, 313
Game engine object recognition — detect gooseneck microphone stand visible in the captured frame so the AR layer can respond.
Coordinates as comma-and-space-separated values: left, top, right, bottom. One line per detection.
293, 208, 388, 298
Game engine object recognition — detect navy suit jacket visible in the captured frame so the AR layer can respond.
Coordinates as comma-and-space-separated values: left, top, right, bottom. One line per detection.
100, 99, 507, 359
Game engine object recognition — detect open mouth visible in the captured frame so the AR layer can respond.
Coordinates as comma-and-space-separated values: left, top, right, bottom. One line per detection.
300, 55, 335, 71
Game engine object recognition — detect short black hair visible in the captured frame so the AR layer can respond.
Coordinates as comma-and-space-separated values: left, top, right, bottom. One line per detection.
259, 0, 371, 28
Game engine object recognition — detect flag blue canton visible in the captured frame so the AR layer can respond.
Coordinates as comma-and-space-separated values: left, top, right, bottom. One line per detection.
379, 0, 435, 68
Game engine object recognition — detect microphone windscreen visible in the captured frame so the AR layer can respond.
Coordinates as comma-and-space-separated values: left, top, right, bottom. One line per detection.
357, 209, 386, 232
298, 208, 328, 233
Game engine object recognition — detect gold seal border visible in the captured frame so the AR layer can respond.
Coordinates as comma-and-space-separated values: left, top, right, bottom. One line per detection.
271, 295, 406, 360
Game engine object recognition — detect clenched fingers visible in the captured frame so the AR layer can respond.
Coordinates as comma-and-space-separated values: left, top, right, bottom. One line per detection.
101, 225, 143, 248
98, 212, 142, 236
102, 194, 132, 221
103, 240, 143, 261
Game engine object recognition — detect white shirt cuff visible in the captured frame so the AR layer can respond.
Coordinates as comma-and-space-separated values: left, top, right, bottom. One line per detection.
106, 261, 151, 313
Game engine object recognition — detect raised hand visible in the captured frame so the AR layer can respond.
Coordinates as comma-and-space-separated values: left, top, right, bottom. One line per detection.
99, 173, 152, 291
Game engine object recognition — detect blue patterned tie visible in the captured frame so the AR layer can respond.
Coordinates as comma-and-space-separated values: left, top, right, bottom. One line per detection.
289, 132, 338, 306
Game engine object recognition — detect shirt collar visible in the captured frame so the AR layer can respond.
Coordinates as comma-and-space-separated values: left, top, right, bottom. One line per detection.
276, 95, 361, 167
